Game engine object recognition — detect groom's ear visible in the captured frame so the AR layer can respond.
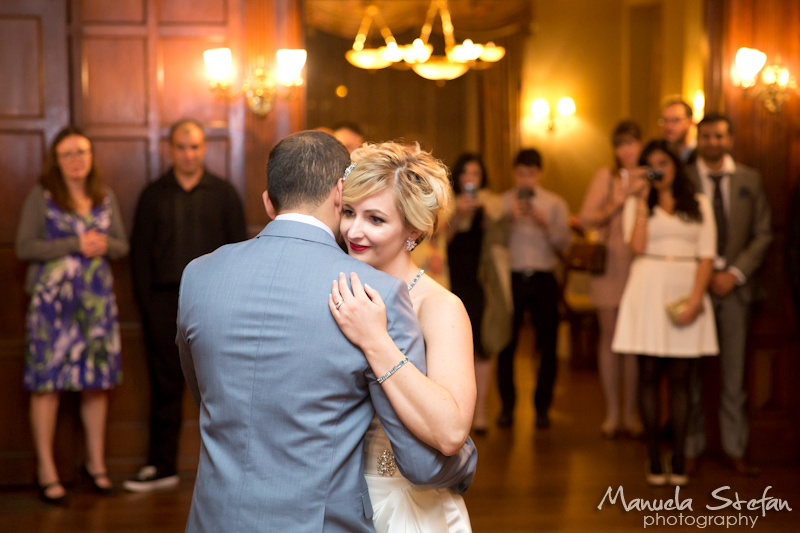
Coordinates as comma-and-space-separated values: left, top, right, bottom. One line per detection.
263, 191, 277, 219
333, 178, 344, 211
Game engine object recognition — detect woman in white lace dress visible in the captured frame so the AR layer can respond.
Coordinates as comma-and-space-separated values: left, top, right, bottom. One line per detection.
329, 142, 475, 532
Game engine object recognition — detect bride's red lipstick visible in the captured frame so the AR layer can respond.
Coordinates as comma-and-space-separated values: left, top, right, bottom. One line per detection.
349, 243, 370, 252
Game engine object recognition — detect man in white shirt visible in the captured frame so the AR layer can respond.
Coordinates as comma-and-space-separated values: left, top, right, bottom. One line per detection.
496, 149, 571, 430
685, 113, 772, 476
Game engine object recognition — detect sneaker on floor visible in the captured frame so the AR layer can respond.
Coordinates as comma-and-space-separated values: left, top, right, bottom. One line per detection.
123, 466, 179, 493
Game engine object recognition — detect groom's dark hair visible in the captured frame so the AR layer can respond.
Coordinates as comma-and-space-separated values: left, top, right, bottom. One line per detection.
267, 130, 350, 212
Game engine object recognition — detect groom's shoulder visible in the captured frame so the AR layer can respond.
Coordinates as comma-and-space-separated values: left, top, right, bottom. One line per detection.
182, 238, 253, 279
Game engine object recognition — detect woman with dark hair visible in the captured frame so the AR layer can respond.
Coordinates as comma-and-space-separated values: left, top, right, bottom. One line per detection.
446, 153, 498, 434
612, 139, 718, 487
16, 126, 128, 503
579, 120, 646, 439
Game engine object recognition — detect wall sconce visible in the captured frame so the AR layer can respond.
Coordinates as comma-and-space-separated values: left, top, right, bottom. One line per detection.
203, 47, 307, 117
733, 47, 797, 113
531, 97, 576, 131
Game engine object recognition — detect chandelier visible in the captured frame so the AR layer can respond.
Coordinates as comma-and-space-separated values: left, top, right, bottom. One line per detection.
345, 0, 506, 82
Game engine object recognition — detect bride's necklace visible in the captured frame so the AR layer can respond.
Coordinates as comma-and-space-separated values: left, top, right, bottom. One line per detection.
407, 269, 424, 291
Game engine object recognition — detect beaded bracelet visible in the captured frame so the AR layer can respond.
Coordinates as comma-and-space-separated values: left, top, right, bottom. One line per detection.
377, 357, 409, 384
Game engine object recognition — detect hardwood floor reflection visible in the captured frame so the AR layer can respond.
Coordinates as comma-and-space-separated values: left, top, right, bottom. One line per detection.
2, 344, 799, 532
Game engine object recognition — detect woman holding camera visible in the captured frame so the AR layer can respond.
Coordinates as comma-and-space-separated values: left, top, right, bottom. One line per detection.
579, 120, 645, 439
447, 153, 503, 434
612, 140, 718, 486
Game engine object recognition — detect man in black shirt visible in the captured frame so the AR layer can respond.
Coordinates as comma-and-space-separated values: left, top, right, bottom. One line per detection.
125, 119, 247, 492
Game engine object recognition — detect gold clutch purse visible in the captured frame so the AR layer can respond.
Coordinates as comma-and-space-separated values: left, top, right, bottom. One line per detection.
666, 297, 703, 325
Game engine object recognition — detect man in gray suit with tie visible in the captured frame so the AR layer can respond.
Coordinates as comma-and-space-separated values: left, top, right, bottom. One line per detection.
177, 131, 477, 532
685, 113, 772, 476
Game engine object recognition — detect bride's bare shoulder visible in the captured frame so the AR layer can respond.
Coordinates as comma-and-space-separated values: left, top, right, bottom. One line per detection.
415, 276, 467, 323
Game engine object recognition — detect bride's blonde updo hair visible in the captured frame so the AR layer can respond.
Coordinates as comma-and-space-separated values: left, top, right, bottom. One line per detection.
343, 142, 453, 244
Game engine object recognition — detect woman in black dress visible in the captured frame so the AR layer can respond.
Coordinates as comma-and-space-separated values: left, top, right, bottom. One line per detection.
447, 153, 491, 434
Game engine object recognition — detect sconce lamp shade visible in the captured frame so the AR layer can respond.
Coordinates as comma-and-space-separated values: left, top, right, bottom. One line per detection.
411, 57, 469, 81
276, 49, 307, 86
204, 48, 232, 82
531, 98, 550, 120
762, 65, 791, 87
735, 47, 767, 86
557, 97, 576, 117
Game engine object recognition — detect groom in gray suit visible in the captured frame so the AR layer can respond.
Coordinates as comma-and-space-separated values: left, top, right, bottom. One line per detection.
685, 113, 772, 475
177, 131, 477, 532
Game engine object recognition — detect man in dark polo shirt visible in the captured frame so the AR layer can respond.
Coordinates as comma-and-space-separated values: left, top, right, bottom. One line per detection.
125, 118, 247, 491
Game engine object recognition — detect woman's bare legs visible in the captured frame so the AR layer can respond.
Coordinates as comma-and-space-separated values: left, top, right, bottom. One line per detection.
30, 392, 66, 498
596, 307, 620, 435
81, 389, 112, 489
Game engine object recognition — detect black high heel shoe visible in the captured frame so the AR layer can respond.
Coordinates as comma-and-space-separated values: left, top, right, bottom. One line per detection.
38, 481, 68, 506
82, 464, 115, 495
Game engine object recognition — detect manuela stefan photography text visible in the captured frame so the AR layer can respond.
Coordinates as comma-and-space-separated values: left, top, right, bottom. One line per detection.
597, 485, 792, 528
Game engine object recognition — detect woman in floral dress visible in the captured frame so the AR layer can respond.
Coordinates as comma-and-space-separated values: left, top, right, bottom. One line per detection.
16, 126, 129, 503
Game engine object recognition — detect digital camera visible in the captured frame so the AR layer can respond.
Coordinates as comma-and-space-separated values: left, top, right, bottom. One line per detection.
517, 187, 535, 200
645, 168, 664, 183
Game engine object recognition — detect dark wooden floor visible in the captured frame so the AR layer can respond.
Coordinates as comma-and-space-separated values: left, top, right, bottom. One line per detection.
2, 341, 799, 532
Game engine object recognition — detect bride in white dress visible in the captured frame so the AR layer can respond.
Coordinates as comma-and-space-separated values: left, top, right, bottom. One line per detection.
329, 141, 475, 532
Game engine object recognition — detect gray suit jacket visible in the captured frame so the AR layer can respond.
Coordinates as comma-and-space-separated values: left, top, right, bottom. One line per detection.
688, 162, 773, 302
178, 220, 477, 533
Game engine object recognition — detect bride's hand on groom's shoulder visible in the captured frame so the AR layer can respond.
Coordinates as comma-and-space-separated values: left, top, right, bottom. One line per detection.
330, 272, 390, 352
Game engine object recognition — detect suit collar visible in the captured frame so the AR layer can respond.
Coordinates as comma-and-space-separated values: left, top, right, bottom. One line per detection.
257, 219, 342, 250
274, 213, 336, 240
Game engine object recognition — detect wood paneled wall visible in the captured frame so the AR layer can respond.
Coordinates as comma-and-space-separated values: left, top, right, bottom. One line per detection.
70, 0, 246, 481
0, 0, 303, 487
0, 0, 71, 487
706, 0, 800, 462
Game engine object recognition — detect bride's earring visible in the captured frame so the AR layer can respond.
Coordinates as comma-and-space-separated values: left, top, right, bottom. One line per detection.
405, 238, 418, 252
